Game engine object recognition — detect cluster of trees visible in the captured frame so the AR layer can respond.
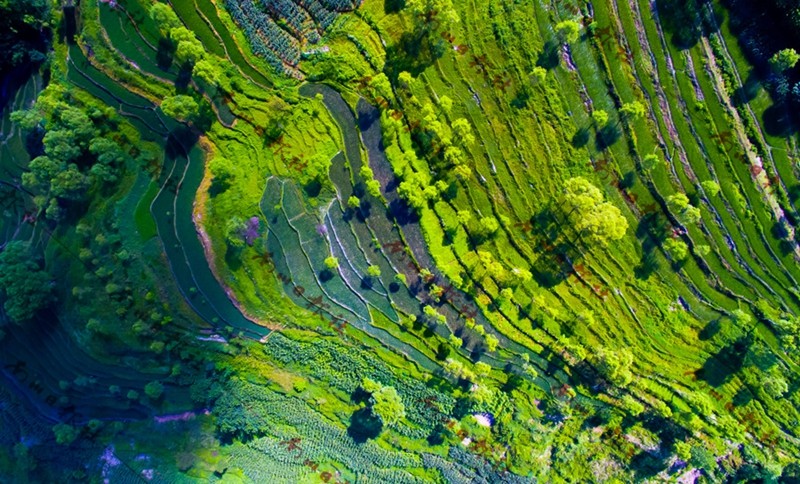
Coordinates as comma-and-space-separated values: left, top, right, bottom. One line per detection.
560, 177, 629, 247
12, 88, 135, 221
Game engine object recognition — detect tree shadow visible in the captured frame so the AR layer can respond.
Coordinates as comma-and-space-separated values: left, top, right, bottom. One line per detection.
596, 124, 621, 150
732, 70, 762, 107
209, 177, 231, 197
695, 336, 752, 387
384, 0, 405, 14
304, 180, 322, 198
156, 37, 175, 71
654, 0, 706, 50
732, 387, 753, 407
384, 31, 442, 79
699, 319, 721, 340
347, 407, 382, 443
536, 40, 561, 70
571, 127, 590, 148
631, 451, 671, 480
763, 102, 798, 137
387, 198, 420, 226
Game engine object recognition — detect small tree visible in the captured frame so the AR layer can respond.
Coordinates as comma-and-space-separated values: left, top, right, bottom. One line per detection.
620, 101, 646, 121
145, 381, 164, 400
591, 109, 609, 127
770, 48, 800, 72
485, 334, 499, 352
324, 256, 339, 269
663, 238, 689, 261
53, 423, 79, 445
367, 265, 381, 278
555, 20, 581, 44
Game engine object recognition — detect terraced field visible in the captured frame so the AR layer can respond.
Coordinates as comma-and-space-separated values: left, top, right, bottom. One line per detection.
3, 0, 800, 480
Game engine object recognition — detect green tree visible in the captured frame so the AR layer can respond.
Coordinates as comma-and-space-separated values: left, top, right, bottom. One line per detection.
53, 423, 79, 445
620, 101, 646, 121
555, 20, 581, 43
485, 333, 499, 352
593, 347, 634, 386
171, 27, 205, 66
763, 373, 788, 398
51, 164, 89, 200
225, 216, 247, 248
592, 109, 609, 127
324, 256, 339, 269
701, 180, 720, 197
477, 216, 500, 237
160, 95, 199, 122
667, 192, 701, 225
0, 241, 53, 323
367, 265, 381, 278
149, 2, 181, 35
663, 238, 689, 261
406, 0, 459, 27
770, 48, 800, 71
145, 381, 164, 399
347, 195, 361, 209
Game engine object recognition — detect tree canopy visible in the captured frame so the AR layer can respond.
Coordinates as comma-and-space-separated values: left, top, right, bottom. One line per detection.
561, 177, 628, 246
361, 378, 405, 427
0, 241, 53, 323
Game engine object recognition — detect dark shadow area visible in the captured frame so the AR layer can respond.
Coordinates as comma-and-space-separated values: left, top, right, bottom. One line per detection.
732, 70, 762, 107
536, 40, 560, 70
696, 336, 752, 387
763, 102, 798, 137
156, 37, 176, 71
384, 31, 443, 79
510, 86, 532, 109
618, 171, 636, 190
319, 269, 334, 283
60, 5, 77, 45
596, 124, 621, 151
450, 397, 473, 419
347, 407, 383, 443
634, 212, 667, 280
224, 246, 243, 271
631, 451, 670, 480
427, 422, 447, 446
303, 180, 322, 198
384, 0, 405, 14
387, 198, 421, 226
654, 0, 707, 50
435, 342, 450, 361
732, 387, 754, 407
699, 319, 722, 341
571, 127, 590, 148
350, 386, 371, 405
209, 177, 231, 197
